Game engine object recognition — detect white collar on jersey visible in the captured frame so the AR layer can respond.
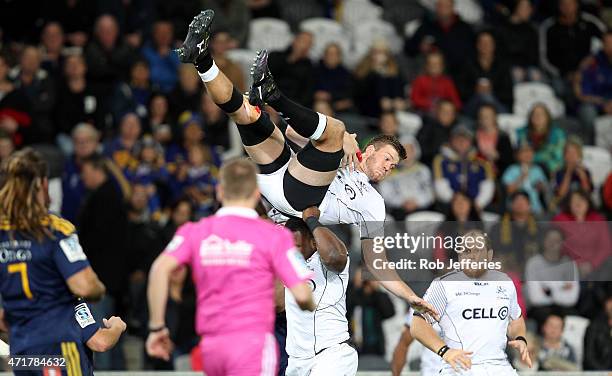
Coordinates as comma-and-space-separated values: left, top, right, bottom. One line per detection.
216, 206, 259, 218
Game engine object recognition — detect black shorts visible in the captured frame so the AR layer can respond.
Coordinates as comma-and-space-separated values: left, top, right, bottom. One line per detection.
12, 341, 94, 376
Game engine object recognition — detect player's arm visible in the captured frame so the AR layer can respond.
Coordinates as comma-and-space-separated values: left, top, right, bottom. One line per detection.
302, 207, 347, 273
391, 325, 413, 376
411, 315, 472, 371
274, 279, 285, 313
361, 238, 439, 320
288, 282, 315, 311
147, 253, 179, 330
66, 267, 106, 301
507, 316, 532, 368
86, 316, 127, 352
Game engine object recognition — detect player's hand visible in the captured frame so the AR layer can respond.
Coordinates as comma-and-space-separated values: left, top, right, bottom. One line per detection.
103, 316, 127, 333
443, 349, 473, 371
302, 206, 321, 220
406, 295, 440, 322
508, 339, 532, 368
146, 327, 174, 361
342, 132, 360, 171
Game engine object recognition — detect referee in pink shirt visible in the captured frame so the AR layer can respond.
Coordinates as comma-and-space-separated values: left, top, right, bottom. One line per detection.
146, 158, 315, 376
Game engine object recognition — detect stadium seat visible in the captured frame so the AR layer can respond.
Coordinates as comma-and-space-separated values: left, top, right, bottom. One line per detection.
225, 48, 257, 88
405, 211, 446, 237
594, 115, 612, 151
279, 0, 325, 30
562, 315, 590, 368
582, 145, 612, 190
396, 111, 423, 137
481, 212, 500, 231
300, 18, 350, 61
418, 0, 483, 24
350, 19, 403, 64
513, 82, 565, 118
380, 0, 426, 34
341, 0, 384, 30
404, 19, 422, 39
247, 18, 293, 52
497, 114, 526, 147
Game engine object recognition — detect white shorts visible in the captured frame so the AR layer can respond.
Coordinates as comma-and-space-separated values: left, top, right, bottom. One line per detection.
440, 362, 519, 376
286, 343, 358, 376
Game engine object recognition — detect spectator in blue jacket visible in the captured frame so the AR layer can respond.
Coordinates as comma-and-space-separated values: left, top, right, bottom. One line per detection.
141, 20, 180, 93
575, 31, 612, 144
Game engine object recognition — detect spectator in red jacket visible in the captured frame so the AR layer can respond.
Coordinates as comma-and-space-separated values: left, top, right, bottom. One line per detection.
553, 189, 612, 278
410, 51, 462, 113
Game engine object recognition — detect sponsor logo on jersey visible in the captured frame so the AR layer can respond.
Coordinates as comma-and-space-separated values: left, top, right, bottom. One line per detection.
74, 302, 96, 328
344, 184, 356, 200
59, 234, 87, 263
462, 306, 509, 320
199, 234, 254, 266
165, 235, 184, 253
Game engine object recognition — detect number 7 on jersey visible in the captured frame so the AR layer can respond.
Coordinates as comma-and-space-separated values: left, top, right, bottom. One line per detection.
8, 262, 33, 299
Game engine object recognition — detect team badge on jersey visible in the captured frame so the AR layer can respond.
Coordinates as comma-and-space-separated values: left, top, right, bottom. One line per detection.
165, 235, 184, 253
59, 234, 87, 263
74, 302, 96, 328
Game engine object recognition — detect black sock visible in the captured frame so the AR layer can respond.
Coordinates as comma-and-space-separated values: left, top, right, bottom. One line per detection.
267, 94, 320, 139
195, 53, 213, 74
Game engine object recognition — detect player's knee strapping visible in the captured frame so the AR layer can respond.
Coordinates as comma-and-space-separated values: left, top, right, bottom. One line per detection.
236, 111, 275, 146
217, 87, 243, 114
269, 94, 326, 140
297, 142, 344, 172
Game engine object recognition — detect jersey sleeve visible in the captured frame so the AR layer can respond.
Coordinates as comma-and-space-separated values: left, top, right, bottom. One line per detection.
509, 282, 522, 320
417, 279, 447, 323
53, 231, 91, 281
359, 197, 386, 239
271, 227, 313, 288
75, 302, 101, 343
163, 222, 195, 266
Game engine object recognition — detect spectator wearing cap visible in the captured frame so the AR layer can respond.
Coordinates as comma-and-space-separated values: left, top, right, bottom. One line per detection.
433, 124, 495, 210
583, 295, 612, 370
525, 227, 580, 327
125, 135, 170, 210
166, 111, 221, 174
377, 135, 434, 220
575, 31, 612, 144
538, 314, 578, 371
410, 51, 462, 113
417, 99, 459, 166
104, 112, 142, 170
474, 104, 514, 177
111, 59, 154, 126
552, 136, 593, 204
490, 191, 540, 267
502, 142, 549, 215
405, 0, 475, 78
517, 104, 566, 174
314, 43, 354, 113
141, 20, 181, 93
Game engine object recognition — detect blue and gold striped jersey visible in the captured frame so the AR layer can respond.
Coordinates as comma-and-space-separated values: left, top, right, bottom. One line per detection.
0, 214, 91, 354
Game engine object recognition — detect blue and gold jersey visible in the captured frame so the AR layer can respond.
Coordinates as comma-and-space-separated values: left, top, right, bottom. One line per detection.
0, 214, 91, 354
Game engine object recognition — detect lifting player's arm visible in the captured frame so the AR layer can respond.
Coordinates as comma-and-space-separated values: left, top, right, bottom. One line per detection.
302, 206, 347, 273
66, 266, 106, 301
391, 325, 413, 376
507, 315, 532, 368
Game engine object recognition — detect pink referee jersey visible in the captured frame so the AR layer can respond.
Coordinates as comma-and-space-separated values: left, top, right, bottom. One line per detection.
164, 206, 312, 337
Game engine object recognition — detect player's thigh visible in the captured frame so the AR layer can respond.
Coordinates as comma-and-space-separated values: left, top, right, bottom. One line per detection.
283, 142, 343, 211
238, 111, 287, 167
310, 344, 358, 376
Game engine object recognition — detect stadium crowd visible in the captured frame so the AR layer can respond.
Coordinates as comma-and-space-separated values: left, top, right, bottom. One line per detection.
0, 0, 611, 372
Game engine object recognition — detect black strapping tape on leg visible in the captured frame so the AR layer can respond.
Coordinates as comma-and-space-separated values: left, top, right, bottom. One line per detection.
217, 87, 244, 114
297, 142, 344, 172
258, 143, 291, 174
236, 111, 276, 146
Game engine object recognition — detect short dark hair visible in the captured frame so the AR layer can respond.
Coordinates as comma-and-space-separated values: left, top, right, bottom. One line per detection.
285, 217, 312, 240
365, 134, 407, 160
219, 158, 258, 201
81, 153, 108, 174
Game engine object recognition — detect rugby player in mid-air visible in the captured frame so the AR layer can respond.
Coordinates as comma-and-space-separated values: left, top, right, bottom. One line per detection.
175, 9, 438, 318
282, 207, 355, 375
0, 149, 127, 376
